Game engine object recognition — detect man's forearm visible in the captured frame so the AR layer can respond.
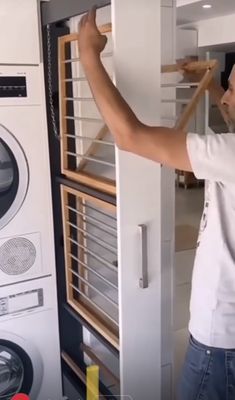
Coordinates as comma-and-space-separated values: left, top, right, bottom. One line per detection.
82, 53, 141, 150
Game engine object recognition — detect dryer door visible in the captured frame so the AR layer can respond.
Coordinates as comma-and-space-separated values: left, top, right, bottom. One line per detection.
0, 341, 33, 399
0, 125, 28, 230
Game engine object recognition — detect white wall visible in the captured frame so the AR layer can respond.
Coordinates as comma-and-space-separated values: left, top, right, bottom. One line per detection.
197, 13, 235, 48
176, 28, 197, 59
177, 0, 201, 6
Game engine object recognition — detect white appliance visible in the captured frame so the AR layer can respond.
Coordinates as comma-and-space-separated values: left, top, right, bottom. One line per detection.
0, 65, 58, 286
0, 2, 62, 400
0, 0, 41, 65
0, 0, 57, 288
0, 277, 62, 399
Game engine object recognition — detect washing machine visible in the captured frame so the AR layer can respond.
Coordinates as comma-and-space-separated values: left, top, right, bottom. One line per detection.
0, 64, 57, 286
0, 276, 62, 399
0, 2, 62, 399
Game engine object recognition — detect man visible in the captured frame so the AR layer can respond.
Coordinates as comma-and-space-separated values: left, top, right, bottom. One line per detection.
78, 7, 235, 400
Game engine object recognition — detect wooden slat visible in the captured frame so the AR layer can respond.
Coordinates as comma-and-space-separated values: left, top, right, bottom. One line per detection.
80, 343, 120, 387
77, 125, 110, 171
68, 298, 119, 349
161, 64, 182, 73
185, 59, 217, 72
175, 65, 217, 130
62, 169, 116, 196
62, 351, 87, 383
161, 59, 218, 74
62, 185, 116, 213
61, 351, 106, 400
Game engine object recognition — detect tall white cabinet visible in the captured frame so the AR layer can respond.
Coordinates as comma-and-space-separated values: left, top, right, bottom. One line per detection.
114, 1, 162, 397
114, 1, 175, 399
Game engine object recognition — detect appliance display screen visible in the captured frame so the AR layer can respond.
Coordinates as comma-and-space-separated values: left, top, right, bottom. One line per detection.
0, 289, 43, 316
0, 76, 27, 97
9, 291, 39, 312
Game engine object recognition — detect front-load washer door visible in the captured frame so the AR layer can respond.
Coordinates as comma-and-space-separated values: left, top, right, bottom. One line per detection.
0, 331, 43, 400
0, 125, 29, 230
0, 341, 33, 399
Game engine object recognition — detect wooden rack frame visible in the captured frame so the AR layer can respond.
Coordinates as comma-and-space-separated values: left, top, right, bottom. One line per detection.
59, 23, 115, 196
161, 59, 229, 130
162, 59, 229, 187
61, 184, 119, 349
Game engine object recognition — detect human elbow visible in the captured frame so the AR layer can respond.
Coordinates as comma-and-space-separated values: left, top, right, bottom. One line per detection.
115, 131, 135, 152
115, 120, 140, 152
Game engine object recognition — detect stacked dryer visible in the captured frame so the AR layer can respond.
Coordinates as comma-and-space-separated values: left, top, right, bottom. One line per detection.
0, 0, 62, 399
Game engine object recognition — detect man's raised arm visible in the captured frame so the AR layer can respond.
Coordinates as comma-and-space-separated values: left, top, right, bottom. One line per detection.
78, 7, 192, 172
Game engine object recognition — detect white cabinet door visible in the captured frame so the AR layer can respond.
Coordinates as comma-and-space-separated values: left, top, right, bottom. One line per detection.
112, 1, 174, 399
0, 0, 40, 64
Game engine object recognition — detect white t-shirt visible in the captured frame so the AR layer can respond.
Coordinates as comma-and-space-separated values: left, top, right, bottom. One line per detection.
186, 132, 235, 349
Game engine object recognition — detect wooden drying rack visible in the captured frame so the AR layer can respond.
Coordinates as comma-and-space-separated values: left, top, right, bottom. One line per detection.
162, 59, 229, 130
58, 24, 229, 195
58, 24, 115, 195
61, 184, 119, 349
162, 59, 229, 187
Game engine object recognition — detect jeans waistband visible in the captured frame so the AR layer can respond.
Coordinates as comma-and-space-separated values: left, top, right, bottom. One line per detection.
190, 335, 235, 352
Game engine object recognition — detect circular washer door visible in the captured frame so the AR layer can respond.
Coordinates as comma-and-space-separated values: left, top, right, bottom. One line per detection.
0, 334, 43, 400
0, 341, 33, 399
0, 125, 29, 230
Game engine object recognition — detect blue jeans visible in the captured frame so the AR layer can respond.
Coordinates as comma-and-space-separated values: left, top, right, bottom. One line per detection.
178, 335, 235, 400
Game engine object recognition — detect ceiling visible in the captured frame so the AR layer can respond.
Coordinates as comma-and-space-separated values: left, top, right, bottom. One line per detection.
177, 0, 235, 25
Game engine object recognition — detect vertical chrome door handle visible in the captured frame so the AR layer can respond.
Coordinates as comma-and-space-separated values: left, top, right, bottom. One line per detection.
138, 224, 148, 289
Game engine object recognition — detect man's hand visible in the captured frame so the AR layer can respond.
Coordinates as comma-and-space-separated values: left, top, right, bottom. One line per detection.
78, 6, 107, 63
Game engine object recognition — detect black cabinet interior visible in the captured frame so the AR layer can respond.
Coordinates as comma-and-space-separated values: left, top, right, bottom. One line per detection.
42, 18, 118, 399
